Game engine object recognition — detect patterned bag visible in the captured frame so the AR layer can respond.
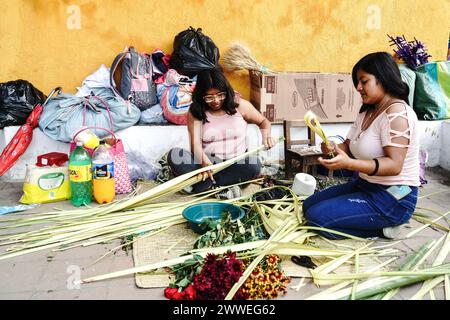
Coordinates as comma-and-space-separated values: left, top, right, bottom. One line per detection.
70, 127, 133, 194
157, 69, 196, 125
70, 96, 133, 194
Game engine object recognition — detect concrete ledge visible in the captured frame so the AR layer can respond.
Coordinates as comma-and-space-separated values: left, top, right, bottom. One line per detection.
439, 120, 450, 171
0, 120, 447, 181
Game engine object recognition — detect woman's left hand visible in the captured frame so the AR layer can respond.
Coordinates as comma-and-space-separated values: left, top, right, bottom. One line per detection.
318, 145, 351, 170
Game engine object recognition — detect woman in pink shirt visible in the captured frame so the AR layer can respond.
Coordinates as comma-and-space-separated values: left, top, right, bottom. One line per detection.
168, 68, 273, 198
303, 52, 420, 239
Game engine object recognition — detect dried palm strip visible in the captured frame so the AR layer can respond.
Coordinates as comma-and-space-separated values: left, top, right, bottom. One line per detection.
0, 142, 277, 261
445, 275, 450, 300
375, 237, 444, 300
414, 206, 450, 222
224, 226, 374, 300
411, 232, 450, 300
308, 240, 435, 299
78, 239, 349, 285
306, 257, 398, 300
78, 206, 359, 286
406, 210, 450, 238
418, 190, 448, 199
413, 216, 450, 232
312, 242, 373, 276
351, 252, 360, 300
291, 278, 307, 292
304, 111, 331, 148
312, 264, 450, 285
368, 239, 439, 301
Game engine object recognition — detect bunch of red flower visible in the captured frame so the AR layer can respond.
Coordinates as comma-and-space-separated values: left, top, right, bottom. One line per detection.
193, 252, 248, 300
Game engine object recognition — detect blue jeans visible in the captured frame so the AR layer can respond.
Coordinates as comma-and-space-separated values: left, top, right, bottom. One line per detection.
167, 147, 261, 193
302, 178, 418, 239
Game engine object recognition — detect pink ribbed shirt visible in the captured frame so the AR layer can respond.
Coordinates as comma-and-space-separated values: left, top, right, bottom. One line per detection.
202, 109, 247, 160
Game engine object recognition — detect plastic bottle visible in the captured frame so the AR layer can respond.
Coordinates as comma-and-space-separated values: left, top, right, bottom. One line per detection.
92, 141, 115, 204
69, 141, 93, 207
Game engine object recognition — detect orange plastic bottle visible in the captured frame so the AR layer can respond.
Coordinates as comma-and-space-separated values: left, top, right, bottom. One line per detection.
92, 141, 115, 204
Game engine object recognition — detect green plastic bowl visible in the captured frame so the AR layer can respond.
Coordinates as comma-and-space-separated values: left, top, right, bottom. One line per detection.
182, 202, 245, 234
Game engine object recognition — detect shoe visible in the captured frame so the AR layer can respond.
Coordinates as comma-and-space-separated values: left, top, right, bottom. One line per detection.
215, 185, 242, 200
181, 186, 194, 194
382, 224, 404, 239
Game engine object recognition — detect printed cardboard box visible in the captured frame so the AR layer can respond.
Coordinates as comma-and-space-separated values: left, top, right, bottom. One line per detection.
250, 71, 362, 123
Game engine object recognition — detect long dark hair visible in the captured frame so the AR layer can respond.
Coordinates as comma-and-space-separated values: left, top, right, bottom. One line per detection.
352, 52, 409, 113
189, 67, 238, 122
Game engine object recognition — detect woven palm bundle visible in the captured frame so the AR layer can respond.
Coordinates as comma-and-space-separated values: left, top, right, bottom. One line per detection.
222, 44, 273, 73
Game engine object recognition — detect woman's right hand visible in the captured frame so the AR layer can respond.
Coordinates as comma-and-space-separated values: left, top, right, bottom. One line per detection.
198, 159, 215, 183
321, 141, 336, 156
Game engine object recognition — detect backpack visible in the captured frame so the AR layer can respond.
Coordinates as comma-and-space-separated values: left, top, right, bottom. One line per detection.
110, 46, 158, 111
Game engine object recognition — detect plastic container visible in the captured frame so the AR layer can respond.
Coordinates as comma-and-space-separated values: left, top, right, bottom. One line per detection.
73, 127, 100, 150
69, 141, 92, 207
92, 141, 115, 204
36, 152, 69, 167
182, 202, 245, 234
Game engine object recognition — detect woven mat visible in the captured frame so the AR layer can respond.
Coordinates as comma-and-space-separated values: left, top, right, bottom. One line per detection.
132, 179, 308, 288
133, 182, 267, 288
133, 222, 314, 288
133, 223, 198, 288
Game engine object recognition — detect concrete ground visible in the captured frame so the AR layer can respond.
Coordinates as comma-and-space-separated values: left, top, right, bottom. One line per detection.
0, 168, 449, 300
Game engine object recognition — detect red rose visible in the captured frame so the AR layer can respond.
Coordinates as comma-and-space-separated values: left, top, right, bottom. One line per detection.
164, 287, 179, 300
183, 284, 197, 300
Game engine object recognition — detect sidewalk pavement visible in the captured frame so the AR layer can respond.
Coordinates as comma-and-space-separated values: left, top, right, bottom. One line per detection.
0, 168, 449, 300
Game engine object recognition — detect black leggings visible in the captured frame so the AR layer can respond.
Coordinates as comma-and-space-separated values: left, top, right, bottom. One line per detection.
167, 147, 262, 193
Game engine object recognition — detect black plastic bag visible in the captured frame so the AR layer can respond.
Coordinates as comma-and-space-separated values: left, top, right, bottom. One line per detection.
169, 27, 220, 77
0, 80, 45, 128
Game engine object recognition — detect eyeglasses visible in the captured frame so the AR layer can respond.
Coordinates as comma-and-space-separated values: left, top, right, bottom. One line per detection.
203, 92, 226, 104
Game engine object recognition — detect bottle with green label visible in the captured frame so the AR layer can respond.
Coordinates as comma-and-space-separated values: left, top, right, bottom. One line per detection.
69, 141, 92, 207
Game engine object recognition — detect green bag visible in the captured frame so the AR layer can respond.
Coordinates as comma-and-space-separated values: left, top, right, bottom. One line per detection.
398, 64, 416, 107
413, 61, 450, 120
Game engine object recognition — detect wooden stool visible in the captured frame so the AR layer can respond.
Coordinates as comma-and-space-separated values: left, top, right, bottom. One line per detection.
283, 120, 334, 179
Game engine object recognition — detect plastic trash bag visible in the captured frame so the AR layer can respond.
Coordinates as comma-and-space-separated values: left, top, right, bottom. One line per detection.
169, 27, 220, 77
0, 80, 45, 128
127, 151, 160, 183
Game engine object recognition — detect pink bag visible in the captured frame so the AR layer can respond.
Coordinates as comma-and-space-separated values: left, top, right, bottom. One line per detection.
70, 127, 133, 194
70, 97, 133, 194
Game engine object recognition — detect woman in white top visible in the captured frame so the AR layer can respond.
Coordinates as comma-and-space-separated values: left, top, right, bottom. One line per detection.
303, 52, 420, 239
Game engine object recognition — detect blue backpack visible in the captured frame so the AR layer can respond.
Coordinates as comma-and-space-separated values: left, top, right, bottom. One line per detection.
110, 46, 158, 111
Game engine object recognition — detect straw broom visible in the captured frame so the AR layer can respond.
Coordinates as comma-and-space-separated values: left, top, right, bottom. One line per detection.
222, 44, 273, 73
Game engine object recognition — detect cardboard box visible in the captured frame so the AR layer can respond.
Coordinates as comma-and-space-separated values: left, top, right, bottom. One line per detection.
250, 71, 362, 123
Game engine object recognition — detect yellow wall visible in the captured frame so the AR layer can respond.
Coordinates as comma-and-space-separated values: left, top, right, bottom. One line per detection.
1, 0, 449, 98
